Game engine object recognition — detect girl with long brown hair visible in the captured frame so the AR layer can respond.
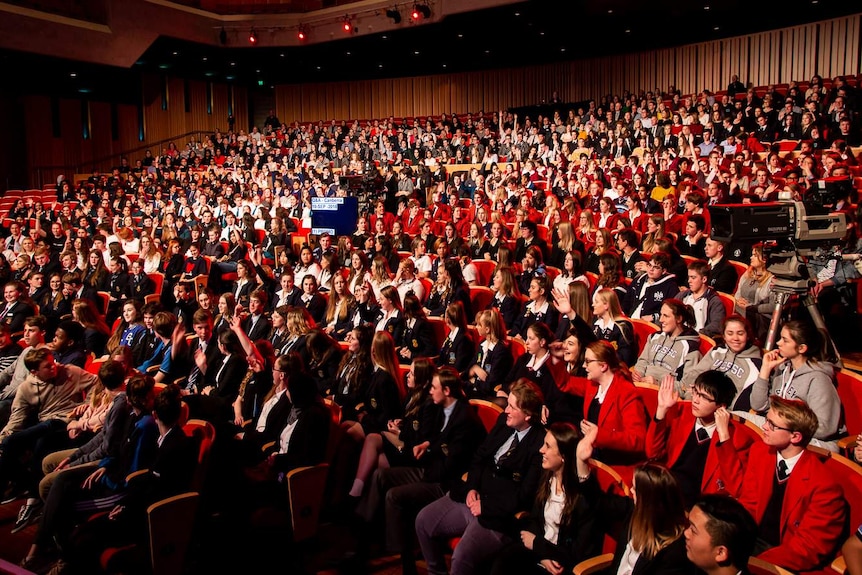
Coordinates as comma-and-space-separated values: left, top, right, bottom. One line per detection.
576, 425, 689, 575
491, 422, 601, 574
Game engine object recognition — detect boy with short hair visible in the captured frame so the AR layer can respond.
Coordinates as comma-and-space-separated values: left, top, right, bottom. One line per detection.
676, 260, 726, 337
737, 396, 846, 571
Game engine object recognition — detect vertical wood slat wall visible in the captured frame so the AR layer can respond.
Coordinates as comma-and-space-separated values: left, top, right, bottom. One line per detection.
275, 14, 861, 123
24, 75, 248, 181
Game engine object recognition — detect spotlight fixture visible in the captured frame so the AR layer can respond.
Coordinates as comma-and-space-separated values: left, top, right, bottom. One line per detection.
298, 24, 308, 40
219, 27, 227, 45
412, 3, 430, 20
248, 29, 258, 44
386, 8, 402, 24
342, 17, 353, 33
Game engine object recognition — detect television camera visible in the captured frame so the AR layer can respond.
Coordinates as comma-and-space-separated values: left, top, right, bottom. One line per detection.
708, 178, 854, 362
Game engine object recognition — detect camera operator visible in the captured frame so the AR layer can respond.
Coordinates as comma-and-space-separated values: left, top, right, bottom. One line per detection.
805, 204, 862, 350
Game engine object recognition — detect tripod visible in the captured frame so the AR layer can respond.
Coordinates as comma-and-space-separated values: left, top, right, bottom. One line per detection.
763, 282, 843, 366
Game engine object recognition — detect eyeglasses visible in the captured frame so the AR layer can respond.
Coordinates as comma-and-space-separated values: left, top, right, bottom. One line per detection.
583, 359, 604, 365
647, 264, 663, 270
690, 389, 716, 403
763, 417, 795, 433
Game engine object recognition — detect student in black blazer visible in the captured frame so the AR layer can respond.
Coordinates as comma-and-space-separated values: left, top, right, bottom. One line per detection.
377, 369, 488, 573
397, 294, 437, 364
467, 310, 515, 399
127, 260, 154, 300
0, 281, 36, 334
268, 371, 330, 474
184, 309, 221, 393
705, 239, 739, 294
305, 330, 344, 397
374, 285, 405, 344
321, 274, 356, 341
352, 331, 404, 436
415, 379, 546, 575
230, 261, 257, 310
514, 220, 548, 262
269, 270, 303, 311
435, 301, 476, 373
490, 422, 603, 575
241, 289, 273, 342
426, 260, 473, 319
332, 325, 375, 421
509, 275, 559, 339
575, 425, 694, 575
297, 274, 327, 325
188, 329, 249, 423
488, 267, 522, 331
505, 322, 581, 424
235, 353, 299, 463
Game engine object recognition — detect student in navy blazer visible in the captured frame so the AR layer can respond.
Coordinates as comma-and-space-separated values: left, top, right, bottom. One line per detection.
435, 301, 476, 374
509, 275, 559, 339
467, 309, 514, 399
397, 294, 437, 364
374, 286, 405, 345
487, 267, 522, 331
297, 274, 327, 325
415, 379, 546, 575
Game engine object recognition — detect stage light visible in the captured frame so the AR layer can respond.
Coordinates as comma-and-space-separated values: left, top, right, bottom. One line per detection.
386, 8, 402, 23
249, 29, 258, 44
342, 18, 353, 33
298, 25, 308, 40
412, 4, 430, 20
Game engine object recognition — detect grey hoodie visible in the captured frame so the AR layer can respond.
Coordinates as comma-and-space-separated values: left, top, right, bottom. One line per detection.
750, 359, 843, 440
680, 345, 763, 411
634, 328, 702, 384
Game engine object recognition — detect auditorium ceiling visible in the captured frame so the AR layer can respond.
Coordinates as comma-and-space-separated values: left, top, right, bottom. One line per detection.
0, 0, 856, 97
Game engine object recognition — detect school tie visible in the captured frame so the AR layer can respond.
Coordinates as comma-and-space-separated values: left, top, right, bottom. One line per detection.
776, 460, 789, 483
498, 432, 520, 463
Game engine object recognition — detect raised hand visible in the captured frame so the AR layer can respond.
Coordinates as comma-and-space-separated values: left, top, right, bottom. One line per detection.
655, 374, 679, 419
714, 406, 731, 442
576, 420, 598, 463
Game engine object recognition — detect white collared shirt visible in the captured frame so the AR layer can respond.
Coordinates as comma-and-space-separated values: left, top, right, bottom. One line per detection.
257, 389, 286, 433
777, 449, 804, 475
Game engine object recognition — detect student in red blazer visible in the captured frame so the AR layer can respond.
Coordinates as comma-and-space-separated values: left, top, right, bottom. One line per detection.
562, 340, 648, 463
371, 200, 398, 234
737, 396, 846, 573
400, 200, 422, 236
593, 197, 620, 230
645, 372, 753, 506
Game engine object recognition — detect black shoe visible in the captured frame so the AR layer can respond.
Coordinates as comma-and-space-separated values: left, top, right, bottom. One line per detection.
11, 500, 43, 534
1, 486, 27, 505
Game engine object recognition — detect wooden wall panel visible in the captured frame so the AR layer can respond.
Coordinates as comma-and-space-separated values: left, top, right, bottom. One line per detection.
117, 104, 139, 150
89, 102, 113, 163
24, 75, 248, 185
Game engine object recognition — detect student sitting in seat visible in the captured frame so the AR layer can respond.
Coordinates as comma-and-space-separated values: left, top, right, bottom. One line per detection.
737, 396, 846, 572
683, 494, 759, 575
646, 371, 751, 507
